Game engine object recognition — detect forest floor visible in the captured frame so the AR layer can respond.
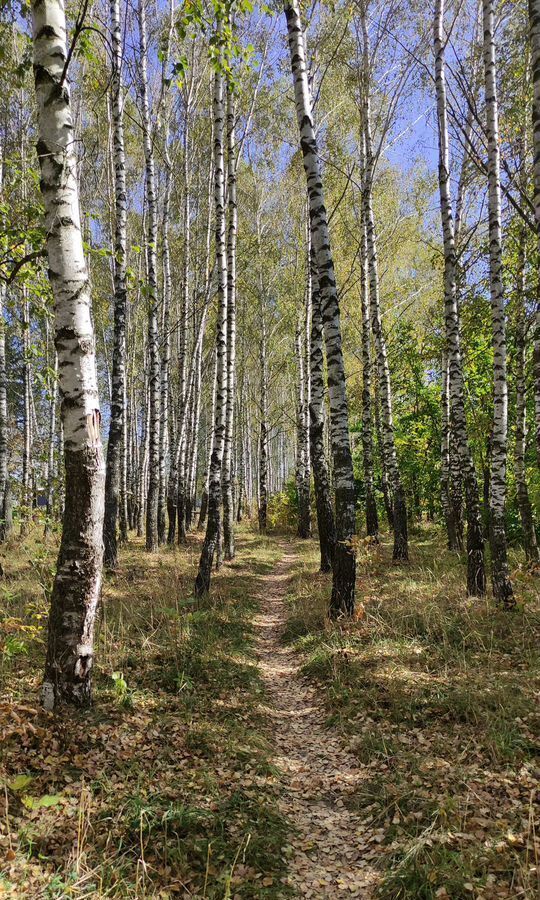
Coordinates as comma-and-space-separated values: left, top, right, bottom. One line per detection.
0, 522, 539, 899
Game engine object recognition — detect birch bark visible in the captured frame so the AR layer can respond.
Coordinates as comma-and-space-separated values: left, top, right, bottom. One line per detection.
31, 0, 105, 708
195, 38, 228, 595
103, 0, 128, 568
222, 81, 237, 559
528, 0, 540, 466
360, 9, 407, 562
137, 0, 160, 553
434, 0, 485, 593
309, 249, 336, 572
285, 0, 357, 615
482, 0, 514, 606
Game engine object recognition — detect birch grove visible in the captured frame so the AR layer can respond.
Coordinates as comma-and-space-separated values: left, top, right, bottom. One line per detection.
0, 0, 537, 722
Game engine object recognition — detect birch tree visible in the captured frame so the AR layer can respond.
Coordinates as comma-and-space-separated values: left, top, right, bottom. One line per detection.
222, 80, 237, 560
529, 0, 540, 466
434, 0, 485, 594
0, 282, 9, 541
31, 0, 105, 708
309, 249, 336, 571
513, 229, 540, 564
195, 25, 228, 595
359, 7, 408, 562
103, 0, 128, 568
137, 0, 160, 553
482, 0, 514, 606
284, 0, 357, 615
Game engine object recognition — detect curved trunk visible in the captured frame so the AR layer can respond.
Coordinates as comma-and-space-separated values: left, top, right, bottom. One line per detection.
21, 290, 32, 536
434, 0, 485, 593
103, 0, 128, 568
31, 0, 105, 708
285, 0, 357, 615
482, 0, 514, 606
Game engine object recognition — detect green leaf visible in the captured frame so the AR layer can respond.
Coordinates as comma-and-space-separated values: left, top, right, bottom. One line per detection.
22, 794, 62, 810
8, 775, 33, 792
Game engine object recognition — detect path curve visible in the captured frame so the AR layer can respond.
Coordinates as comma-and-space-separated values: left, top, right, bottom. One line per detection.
253, 542, 378, 898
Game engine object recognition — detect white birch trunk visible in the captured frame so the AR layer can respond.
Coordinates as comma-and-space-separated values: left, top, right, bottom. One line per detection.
222, 81, 237, 560
360, 9, 408, 562
285, 0, 357, 615
195, 37, 228, 595
31, 0, 105, 709
529, 0, 540, 467
434, 0, 485, 593
137, 0, 160, 553
103, 0, 128, 568
482, 0, 514, 606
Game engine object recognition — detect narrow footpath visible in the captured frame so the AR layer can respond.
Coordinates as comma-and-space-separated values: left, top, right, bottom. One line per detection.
253, 542, 378, 898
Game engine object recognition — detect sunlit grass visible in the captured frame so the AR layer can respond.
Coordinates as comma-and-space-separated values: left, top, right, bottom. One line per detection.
283, 524, 540, 899
0, 522, 291, 899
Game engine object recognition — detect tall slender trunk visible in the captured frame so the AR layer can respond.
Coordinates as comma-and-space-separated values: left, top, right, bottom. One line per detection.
295, 309, 311, 538
309, 249, 336, 571
158, 161, 172, 544
168, 98, 192, 545
21, 289, 32, 535
138, 0, 160, 553
285, 0, 357, 615
374, 380, 393, 530
529, 0, 540, 467
295, 229, 312, 539
360, 9, 407, 562
186, 341, 202, 529
198, 351, 217, 530
434, 0, 485, 594
440, 352, 460, 549
195, 46, 228, 596
31, 0, 105, 709
358, 152, 378, 541
222, 82, 237, 560
514, 229, 540, 564
258, 317, 268, 534
103, 0, 128, 568
0, 282, 9, 542
482, 0, 514, 606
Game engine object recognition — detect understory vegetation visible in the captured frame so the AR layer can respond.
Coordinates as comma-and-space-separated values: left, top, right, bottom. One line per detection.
283, 528, 540, 899
0, 525, 291, 899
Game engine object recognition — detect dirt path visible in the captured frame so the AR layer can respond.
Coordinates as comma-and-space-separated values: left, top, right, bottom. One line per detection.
253, 542, 378, 898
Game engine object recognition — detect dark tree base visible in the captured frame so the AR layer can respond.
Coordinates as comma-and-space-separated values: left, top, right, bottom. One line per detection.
465, 518, 486, 597
42, 444, 104, 710
490, 517, 515, 609
157, 502, 167, 545
366, 495, 379, 543
167, 500, 176, 545
197, 491, 208, 530
392, 489, 408, 561
329, 543, 356, 618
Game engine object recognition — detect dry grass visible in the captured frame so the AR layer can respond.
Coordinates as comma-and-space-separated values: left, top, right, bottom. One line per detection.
283, 525, 540, 899
0, 523, 291, 899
